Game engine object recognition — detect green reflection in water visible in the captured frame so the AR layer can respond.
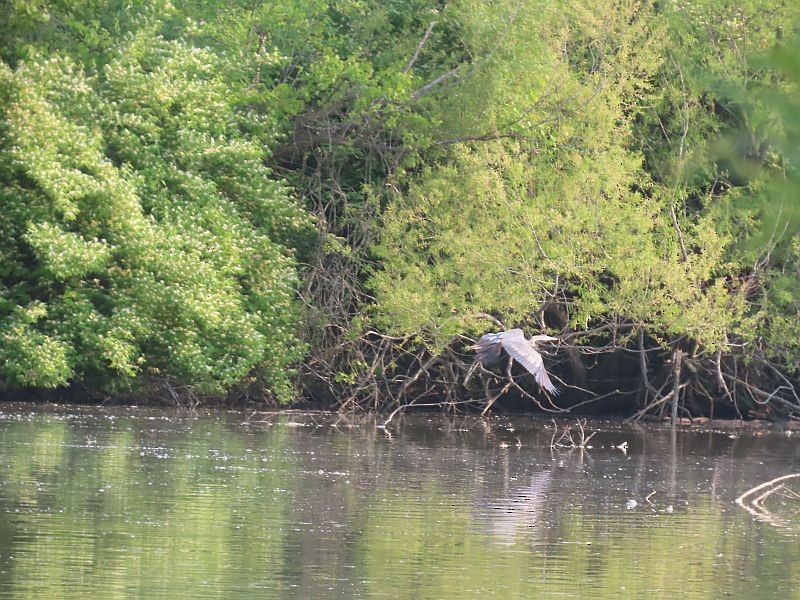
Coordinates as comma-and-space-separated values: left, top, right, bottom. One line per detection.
0, 408, 798, 599
355, 489, 797, 599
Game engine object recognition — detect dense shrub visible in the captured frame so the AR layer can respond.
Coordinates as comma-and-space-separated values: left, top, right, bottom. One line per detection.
0, 36, 313, 401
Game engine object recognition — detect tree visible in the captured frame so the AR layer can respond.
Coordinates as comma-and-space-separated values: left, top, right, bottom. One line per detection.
0, 35, 313, 401
365, 0, 800, 418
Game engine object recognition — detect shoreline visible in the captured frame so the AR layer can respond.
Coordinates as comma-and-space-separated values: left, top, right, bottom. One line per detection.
0, 398, 796, 432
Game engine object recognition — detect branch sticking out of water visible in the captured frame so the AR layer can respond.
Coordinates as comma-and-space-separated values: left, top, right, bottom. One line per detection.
549, 418, 596, 450
736, 473, 800, 529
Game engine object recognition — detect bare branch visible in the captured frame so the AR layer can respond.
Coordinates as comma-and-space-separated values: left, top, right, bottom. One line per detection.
404, 21, 437, 74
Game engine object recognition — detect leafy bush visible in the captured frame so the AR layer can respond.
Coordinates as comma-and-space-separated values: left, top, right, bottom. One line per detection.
0, 36, 313, 401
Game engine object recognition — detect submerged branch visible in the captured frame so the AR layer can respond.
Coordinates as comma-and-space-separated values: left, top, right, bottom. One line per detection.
736, 474, 800, 529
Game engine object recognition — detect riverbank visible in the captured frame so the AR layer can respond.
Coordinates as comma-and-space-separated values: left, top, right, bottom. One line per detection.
1, 396, 797, 434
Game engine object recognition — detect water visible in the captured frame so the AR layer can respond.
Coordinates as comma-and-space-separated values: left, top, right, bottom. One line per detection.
0, 404, 798, 599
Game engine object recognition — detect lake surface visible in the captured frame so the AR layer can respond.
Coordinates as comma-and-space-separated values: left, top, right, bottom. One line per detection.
0, 404, 798, 599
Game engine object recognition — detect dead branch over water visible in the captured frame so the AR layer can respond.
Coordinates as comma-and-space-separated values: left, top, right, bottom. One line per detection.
299, 316, 800, 421
549, 419, 596, 450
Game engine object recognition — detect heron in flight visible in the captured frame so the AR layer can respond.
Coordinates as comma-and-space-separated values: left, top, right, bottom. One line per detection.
474, 329, 558, 393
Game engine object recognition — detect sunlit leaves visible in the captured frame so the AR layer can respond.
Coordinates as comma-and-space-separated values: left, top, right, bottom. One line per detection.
0, 35, 313, 401
24, 223, 112, 281
371, 0, 759, 355
0, 302, 73, 388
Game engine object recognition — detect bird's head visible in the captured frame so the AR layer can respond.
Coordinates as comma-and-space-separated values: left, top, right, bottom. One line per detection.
529, 334, 558, 346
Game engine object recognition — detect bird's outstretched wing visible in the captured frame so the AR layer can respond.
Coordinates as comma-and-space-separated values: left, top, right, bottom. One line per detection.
474, 332, 504, 366
500, 329, 558, 394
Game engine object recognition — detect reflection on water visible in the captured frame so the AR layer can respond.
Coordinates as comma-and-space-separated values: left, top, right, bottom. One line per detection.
0, 404, 798, 599
481, 471, 551, 544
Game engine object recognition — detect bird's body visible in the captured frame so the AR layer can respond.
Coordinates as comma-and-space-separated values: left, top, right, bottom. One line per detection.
474, 328, 558, 393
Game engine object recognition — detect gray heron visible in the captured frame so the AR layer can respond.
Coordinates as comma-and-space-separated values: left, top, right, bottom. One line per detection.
474, 329, 558, 393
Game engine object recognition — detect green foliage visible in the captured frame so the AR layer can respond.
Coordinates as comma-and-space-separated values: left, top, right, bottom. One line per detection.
646, 0, 800, 251
369, 0, 799, 413
0, 302, 73, 387
0, 35, 313, 400
372, 0, 748, 348
1, 0, 798, 409
0, 0, 172, 66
